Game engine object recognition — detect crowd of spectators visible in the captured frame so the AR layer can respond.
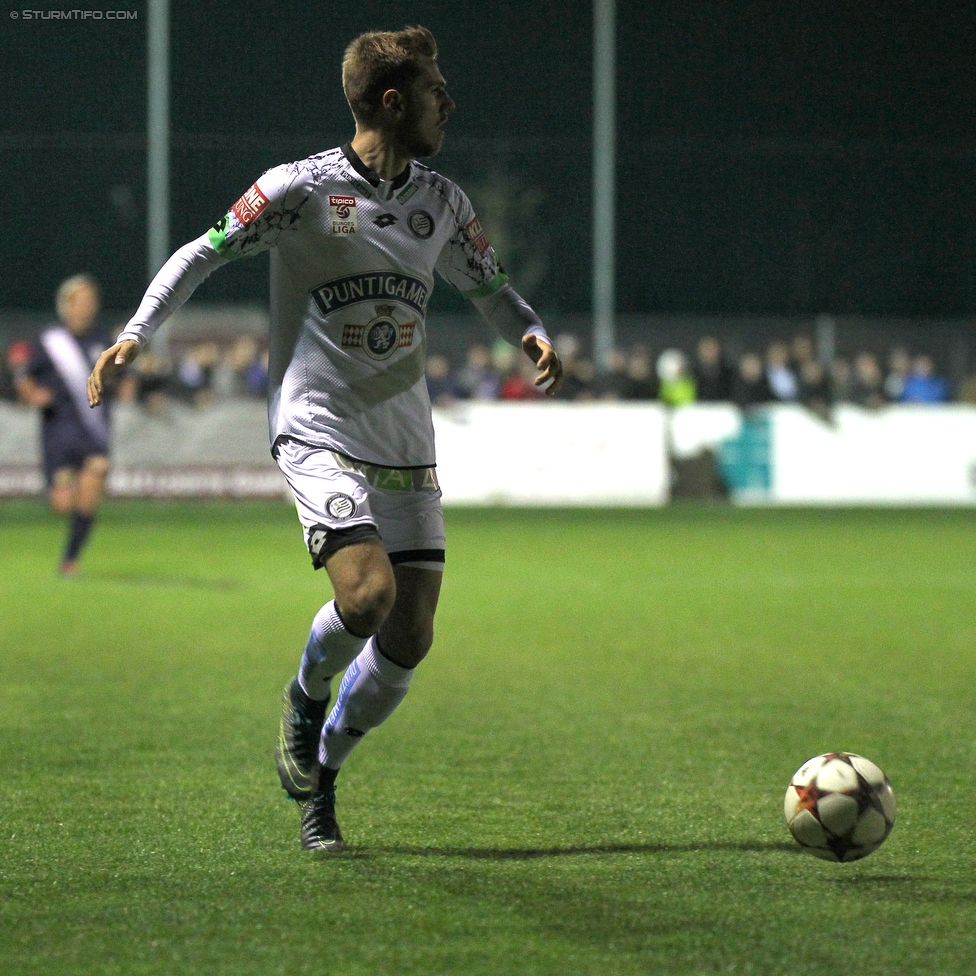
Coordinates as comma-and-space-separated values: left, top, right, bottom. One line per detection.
3, 326, 976, 415
424, 332, 976, 417
0, 332, 269, 411
113, 334, 271, 410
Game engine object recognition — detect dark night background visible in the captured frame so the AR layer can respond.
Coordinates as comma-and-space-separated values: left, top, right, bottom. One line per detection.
2, 1, 975, 322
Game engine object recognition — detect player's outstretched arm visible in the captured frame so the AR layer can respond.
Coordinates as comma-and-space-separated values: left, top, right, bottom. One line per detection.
522, 334, 564, 396
87, 339, 140, 407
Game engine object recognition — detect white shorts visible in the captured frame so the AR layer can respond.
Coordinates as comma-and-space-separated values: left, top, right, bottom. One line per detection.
274, 438, 445, 571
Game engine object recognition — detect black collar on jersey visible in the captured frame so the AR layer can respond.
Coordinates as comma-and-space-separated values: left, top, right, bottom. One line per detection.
341, 143, 413, 191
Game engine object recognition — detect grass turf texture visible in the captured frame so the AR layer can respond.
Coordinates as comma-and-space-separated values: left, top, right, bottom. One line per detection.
1, 501, 974, 975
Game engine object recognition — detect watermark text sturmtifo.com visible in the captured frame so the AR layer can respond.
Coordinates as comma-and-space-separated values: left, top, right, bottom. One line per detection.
10, 9, 138, 19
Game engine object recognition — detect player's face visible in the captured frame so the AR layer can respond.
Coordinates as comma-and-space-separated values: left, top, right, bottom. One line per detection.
62, 283, 100, 334
398, 60, 455, 158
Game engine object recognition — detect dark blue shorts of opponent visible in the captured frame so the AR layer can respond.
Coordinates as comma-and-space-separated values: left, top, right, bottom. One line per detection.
41, 421, 109, 487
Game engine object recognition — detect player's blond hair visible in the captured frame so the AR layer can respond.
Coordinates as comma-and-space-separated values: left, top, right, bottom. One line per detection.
342, 26, 438, 126
55, 274, 100, 319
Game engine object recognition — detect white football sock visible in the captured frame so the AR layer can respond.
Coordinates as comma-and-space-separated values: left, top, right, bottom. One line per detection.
298, 600, 369, 701
319, 638, 414, 770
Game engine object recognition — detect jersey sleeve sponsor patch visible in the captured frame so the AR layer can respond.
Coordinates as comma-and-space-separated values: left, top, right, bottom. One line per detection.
231, 183, 270, 226
465, 216, 491, 256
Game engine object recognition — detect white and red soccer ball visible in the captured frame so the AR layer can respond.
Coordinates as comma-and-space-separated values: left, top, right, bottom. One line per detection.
784, 752, 896, 862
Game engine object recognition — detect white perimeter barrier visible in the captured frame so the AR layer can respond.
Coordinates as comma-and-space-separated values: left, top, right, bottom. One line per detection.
2, 400, 975, 505
670, 403, 976, 504
433, 402, 669, 505
771, 405, 976, 504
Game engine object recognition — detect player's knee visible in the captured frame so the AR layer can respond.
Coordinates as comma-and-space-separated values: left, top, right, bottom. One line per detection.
337, 572, 396, 637
380, 615, 435, 668
83, 456, 110, 478
398, 624, 435, 668
48, 487, 73, 513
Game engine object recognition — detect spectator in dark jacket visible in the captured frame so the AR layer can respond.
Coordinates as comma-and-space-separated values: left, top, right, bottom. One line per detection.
692, 335, 735, 401
732, 352, 773, 408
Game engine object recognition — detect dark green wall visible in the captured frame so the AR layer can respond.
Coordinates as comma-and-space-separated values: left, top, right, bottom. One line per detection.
2, 1, 974, 317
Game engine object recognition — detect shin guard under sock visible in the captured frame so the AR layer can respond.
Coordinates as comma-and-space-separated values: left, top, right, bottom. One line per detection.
319, 638, 413, 770
298, 600, 370, 701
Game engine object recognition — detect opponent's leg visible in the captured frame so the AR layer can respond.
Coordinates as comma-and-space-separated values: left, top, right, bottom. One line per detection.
58, 456, 108, 575
75, 455, 108, 514
48, 468, 77, 515
49, 468, 79, 575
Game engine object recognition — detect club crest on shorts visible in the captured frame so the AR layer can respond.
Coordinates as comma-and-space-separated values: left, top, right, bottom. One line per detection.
341, 304, 417, 361
325, 493, 357, 521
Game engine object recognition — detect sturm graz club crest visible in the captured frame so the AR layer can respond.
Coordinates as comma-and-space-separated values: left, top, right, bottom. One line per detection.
341, 304, 417, 361
407, 209, 435, 239
324, 493, 357, 520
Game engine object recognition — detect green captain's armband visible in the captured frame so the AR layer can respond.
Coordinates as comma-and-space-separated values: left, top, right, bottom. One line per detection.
207, 214, 240, 257
463, 271, 509, 300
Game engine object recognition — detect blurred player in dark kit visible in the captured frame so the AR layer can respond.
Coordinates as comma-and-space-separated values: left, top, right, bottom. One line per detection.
16, 275, 112, 575
88, 26, 562, 850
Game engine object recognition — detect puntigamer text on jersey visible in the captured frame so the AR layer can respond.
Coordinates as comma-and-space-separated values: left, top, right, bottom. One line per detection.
310, 272, 430, 317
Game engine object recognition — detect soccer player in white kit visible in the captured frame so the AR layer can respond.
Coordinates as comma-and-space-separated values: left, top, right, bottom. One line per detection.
88, 25, 563, 850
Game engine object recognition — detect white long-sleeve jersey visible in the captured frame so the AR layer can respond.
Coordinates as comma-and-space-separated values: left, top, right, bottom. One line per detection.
120, 144, 548, 467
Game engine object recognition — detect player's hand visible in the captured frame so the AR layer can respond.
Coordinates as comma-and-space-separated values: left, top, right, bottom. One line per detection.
87, 339, 140, 407
14, 377, 54, 409
522, 334, 563, 396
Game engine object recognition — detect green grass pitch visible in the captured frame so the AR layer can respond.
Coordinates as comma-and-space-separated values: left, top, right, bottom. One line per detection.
1, 500, 975, 975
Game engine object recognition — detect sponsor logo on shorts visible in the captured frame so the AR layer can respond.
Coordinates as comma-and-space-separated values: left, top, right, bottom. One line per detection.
341, 304, 416, 360
232, 183, 269, 226
325, 493, 357, 521
329, 194, 358, 235
330, 451, 440, 492
465, 215, 491, 256
408, 210, 435, 239
311, 272, 430, 317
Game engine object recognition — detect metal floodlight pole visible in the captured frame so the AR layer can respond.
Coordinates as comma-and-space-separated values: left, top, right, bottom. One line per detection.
592, 0, 617, 370
147, 0, 170, 281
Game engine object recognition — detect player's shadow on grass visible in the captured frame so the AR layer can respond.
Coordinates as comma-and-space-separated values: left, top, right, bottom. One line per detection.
369, 841, 798, 860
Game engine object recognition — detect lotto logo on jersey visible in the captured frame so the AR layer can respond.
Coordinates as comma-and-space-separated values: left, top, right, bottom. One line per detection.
231, 184, 269, 227
329, 195, 358, 235
465, 216, 490, 256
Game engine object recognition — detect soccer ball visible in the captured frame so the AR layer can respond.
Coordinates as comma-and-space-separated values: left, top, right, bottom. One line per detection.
784, 752, 896, 862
